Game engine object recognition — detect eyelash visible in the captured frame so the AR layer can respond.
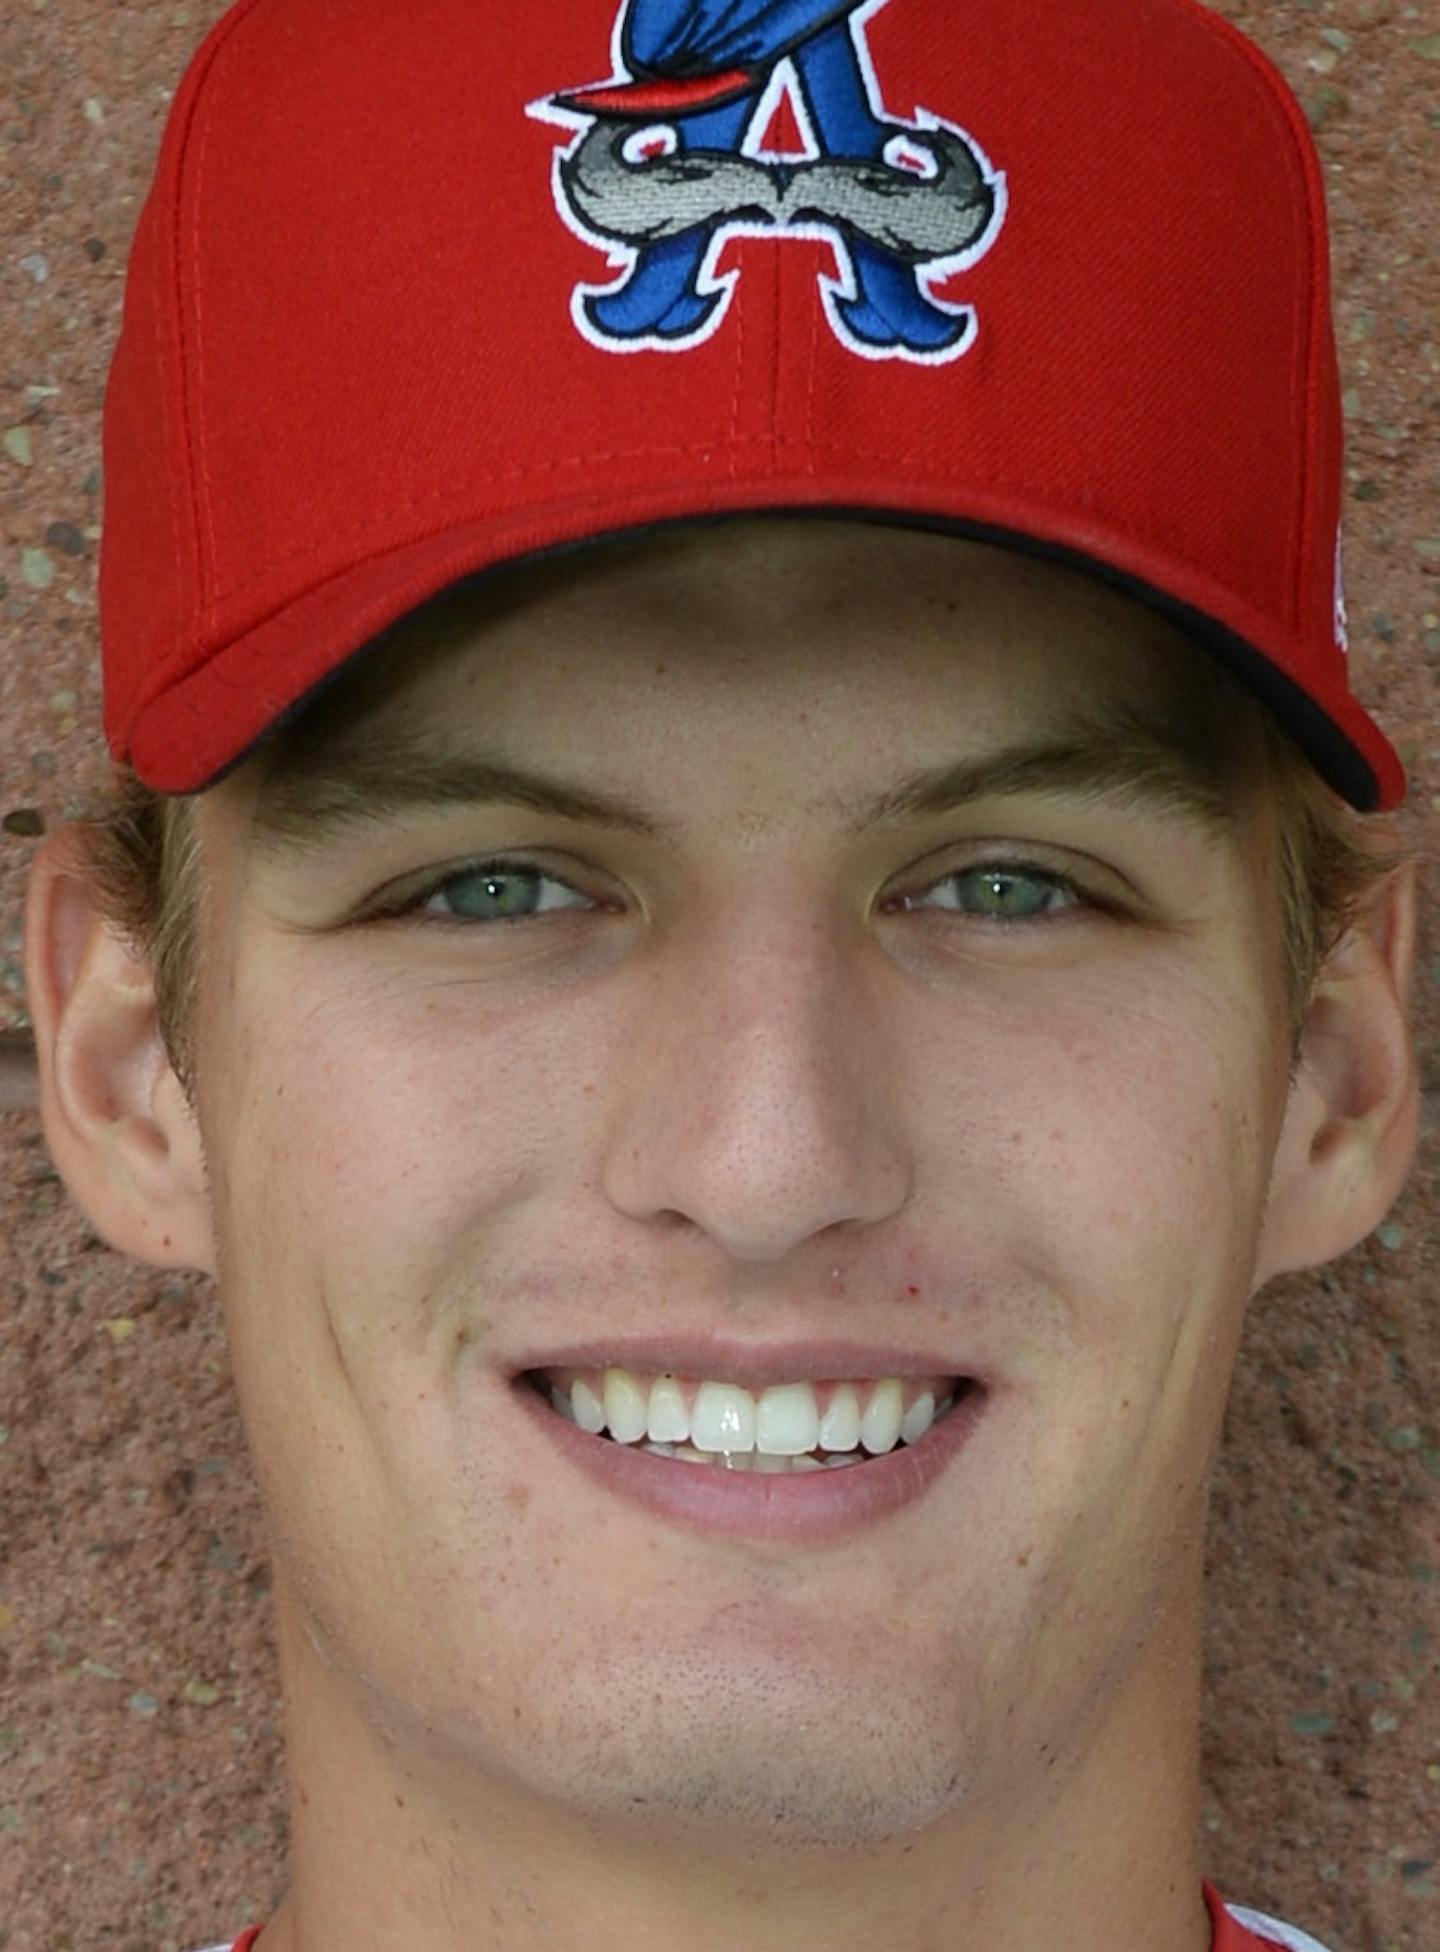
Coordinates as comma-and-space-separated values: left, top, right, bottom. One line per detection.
373, 855, 1095, 928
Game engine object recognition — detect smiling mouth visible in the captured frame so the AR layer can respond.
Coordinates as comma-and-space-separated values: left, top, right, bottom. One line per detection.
523, 1367, 975, 1473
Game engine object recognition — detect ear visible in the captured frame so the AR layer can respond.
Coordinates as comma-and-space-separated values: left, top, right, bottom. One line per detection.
1255, 860, 1419, 1282
22, 826, 216, 1274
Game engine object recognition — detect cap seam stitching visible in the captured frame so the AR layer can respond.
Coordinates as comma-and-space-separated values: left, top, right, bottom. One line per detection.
729, 264, 746, 474
188, 0, 278, 629
769, 246, 784, 473
1225, 35, 1316, 643
803, 245, 822, 468
161, 0, 271, 632
149, 196, 186, 666
1174, 0, 1321, 638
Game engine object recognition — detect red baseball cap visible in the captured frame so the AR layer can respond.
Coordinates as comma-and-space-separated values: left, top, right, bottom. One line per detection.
99, 0, 1405, 810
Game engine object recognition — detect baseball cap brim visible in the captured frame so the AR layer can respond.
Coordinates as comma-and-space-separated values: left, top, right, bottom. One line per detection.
127, 485, 1400, 811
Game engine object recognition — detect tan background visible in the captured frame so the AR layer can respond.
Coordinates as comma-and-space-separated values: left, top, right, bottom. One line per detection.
1, 2, 1437, 1949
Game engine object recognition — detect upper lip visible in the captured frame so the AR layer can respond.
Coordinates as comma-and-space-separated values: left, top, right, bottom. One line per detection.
510, 1335, 978, 1390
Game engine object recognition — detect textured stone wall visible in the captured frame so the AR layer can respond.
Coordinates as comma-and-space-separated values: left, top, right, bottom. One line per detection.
1, 3, 1435, 1949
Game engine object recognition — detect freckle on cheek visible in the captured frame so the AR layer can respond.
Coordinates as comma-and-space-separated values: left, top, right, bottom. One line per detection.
504, 1481, 531, 1515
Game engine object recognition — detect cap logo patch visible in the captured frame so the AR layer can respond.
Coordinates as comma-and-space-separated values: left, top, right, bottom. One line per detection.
530, 0, 1007, 363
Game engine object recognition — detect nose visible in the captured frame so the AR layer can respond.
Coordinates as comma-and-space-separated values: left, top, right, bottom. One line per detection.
600, 895, 913, 1263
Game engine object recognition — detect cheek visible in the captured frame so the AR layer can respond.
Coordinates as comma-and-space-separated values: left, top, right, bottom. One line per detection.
906, 963, 1282, 1353
193, 962, 583, 1621
203, 956, 586, 1294
904, 974, 1280, 1577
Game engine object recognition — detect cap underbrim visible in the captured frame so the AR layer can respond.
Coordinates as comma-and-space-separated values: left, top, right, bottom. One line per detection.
127, 496, 1403, 812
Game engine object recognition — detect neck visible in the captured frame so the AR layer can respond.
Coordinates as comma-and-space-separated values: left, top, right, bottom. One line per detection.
256, 1578, 1213, 1952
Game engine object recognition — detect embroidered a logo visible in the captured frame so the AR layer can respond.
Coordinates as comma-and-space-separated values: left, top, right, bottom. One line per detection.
529, 0, 1007, 364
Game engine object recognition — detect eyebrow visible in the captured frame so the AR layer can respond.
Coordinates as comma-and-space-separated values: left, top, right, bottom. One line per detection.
246, 711, 1235, 863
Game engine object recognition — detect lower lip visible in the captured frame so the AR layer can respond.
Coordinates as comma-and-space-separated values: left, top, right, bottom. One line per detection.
509, 1378, 987, 1544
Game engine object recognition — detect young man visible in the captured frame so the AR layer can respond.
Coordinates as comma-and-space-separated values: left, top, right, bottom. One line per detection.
21, 1, 1418, 1949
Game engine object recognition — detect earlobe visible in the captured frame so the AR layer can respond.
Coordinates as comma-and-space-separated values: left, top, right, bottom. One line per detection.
22, 827, 216, 1275
1255, 862, 1419, 1283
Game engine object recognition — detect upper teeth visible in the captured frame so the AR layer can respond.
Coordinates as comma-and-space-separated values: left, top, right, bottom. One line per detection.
543, 1368, 955, 1457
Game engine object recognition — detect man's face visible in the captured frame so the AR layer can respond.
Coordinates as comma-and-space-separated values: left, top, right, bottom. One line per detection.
190, 520, 1293, 1852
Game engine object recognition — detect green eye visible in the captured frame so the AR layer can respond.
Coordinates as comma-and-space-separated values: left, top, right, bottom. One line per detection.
926, 865, 1077, 919
414, 862, 591, 923
386, 858, 1081, 929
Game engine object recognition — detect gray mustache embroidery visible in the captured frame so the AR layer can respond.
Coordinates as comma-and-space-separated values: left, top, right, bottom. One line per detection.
560, 121, 996, 266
